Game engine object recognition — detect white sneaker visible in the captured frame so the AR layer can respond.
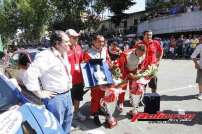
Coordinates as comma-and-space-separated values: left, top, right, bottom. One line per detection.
198, 93, 202, 100
76, 111, 86, 121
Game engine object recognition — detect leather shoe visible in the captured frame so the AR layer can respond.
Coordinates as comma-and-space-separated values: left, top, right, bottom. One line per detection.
94, 115, 102, 126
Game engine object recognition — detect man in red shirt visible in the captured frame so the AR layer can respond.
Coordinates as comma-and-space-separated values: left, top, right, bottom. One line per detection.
115, 44, 146, 112
83, 34, 112, 126
66, 29, 86, 121
136, 30, 163, 93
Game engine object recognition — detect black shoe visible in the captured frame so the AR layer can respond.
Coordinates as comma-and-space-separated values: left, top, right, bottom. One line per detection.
98, 108, 107, 115
94, 115, 102, 126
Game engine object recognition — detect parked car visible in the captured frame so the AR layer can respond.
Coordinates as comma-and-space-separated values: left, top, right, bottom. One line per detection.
0, 74, 64, 134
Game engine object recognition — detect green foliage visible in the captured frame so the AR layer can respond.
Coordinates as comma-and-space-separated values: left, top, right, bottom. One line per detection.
50, 0, 88, 31
0, 0, 54, 44
0, 0, 18, 38
0, 0, 135, 45
103, 0, 135, 15
103, 0, 135, 26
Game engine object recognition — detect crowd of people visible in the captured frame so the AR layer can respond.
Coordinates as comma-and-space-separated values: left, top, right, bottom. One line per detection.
2, 28, 202, 133
0, 29, 163, 133
139, 0, 201, 22
160, 34, 200, 59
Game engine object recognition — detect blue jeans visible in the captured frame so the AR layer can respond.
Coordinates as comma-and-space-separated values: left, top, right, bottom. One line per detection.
43, 92, 73, 134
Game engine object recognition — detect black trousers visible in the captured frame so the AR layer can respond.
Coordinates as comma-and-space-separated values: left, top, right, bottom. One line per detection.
145, 76, 158, 93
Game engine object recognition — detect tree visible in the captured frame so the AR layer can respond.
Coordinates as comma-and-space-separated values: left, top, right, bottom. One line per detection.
103, 0, 135, 14
0, 0, 54, 44
0, 0, 136, 45
50, 0, 136, 31
83, 0, 135, 29
49, 0, 89, 31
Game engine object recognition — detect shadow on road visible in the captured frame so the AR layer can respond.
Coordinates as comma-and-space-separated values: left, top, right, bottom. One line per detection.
161, 94, 197, 101
73, 101, 130, 131
73, 95, 201, 131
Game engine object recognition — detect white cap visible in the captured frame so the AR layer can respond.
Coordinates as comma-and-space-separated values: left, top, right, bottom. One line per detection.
65, 29, 80, 37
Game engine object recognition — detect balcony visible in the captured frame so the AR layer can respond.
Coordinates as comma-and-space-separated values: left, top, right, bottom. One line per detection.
137, 11, 202, 35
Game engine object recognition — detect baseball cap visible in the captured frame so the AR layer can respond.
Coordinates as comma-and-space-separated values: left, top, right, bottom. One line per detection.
65, 29, 80, 37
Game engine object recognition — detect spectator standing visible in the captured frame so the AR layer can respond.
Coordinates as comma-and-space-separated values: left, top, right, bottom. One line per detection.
66, 29, 86, 121
184, 36, 192, 58
191, 35, 199, 54
23, 31, 73, 133
176, 35, 185, 58
170, 36, 177, 59
163, 38, 170, 58
136, 30, 163, 93
191, 36, 202, 100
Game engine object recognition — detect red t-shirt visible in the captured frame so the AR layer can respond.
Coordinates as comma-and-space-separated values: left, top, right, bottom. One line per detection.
67, 44, 83, 85
136, 40, 163, 69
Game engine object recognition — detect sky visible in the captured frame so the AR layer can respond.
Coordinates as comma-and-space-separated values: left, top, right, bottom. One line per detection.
103, 0, 146, 19
124, 0, 146, 14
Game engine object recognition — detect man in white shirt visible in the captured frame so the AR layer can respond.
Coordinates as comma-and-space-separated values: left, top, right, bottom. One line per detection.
191, 36, 202, 100
23, 31, 73, 133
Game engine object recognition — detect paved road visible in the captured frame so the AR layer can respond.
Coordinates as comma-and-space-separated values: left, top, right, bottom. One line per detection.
0, 59, 201, 134
72, 59, 202, 134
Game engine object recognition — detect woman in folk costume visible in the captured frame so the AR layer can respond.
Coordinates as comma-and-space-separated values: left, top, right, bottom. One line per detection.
114, 44, 146, 115
83, 34, 116, 127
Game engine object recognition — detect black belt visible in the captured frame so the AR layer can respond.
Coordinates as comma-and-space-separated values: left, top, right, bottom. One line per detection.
57, 90, 70, 95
